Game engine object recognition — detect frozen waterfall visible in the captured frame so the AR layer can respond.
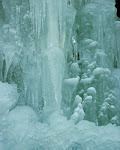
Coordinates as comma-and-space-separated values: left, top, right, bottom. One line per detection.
0, 0, 120, 150
29, 0, 75, 110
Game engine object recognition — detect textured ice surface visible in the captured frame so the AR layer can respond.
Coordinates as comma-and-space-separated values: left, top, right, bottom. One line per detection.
0, 107, 120, 150
71, 63, 81, 77
0, 81, 118, 150
0, 81, 18, 117
62, 76, 80, 105
41, 46, 65, 109
0, 0, 120, 150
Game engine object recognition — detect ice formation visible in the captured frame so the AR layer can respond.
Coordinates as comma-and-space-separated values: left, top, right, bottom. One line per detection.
0, 0, 120, 149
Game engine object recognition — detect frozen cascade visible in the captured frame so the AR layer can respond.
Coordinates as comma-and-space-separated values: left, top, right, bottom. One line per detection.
0, 0, 120, 150
41, 47, 65, 109
29, 0, 68, 48
29, 0, 75, 110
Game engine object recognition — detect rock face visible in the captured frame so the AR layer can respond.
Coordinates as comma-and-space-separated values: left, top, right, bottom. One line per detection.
115, 0, 120, 18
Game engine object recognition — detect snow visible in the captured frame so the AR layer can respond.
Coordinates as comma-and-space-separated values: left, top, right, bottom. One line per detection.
7, 106, 38, 124
87, 62, 96, 70
84, 96, 93, 102
83, 39, 93, 44
112, 69, 120, 84
71, 104, 85, 124
70, 62, 81, 76
87, 87, 96, 97
0, 81, 18, 117
74, 95, 82, 106
0, 108, 120, 150
89, 41, 98, 48
93, 67, 111, 76
64, 76, 80, 89
80, 76, 94, 85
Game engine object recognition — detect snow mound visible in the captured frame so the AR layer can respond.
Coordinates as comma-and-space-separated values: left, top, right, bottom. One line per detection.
1, 109, 120, 150
87, 87, 96, 97
93, 67, 111, 76
0, 81, 18, 117
7, 106, 38, 124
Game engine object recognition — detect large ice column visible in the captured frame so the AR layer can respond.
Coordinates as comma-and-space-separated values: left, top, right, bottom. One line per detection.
46, 0, 68, 48
41, 47, 65, 109
29, 0, 67, 48
29, 0, 74, 109
40, 0, 65, 108
47, 0, 59, 47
